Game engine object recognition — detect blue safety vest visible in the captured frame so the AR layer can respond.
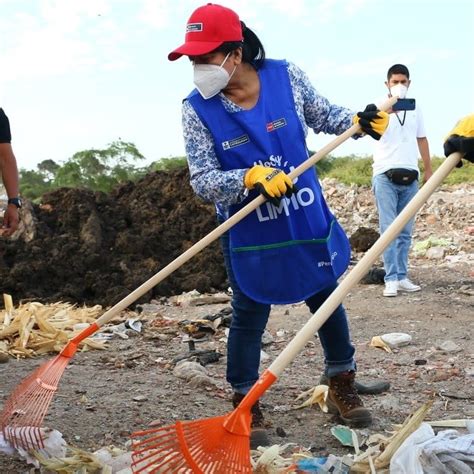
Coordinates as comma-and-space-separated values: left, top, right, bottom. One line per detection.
187, 59, 350, 304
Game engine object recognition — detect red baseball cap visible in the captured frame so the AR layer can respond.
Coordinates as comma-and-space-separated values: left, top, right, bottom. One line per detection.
168, 3, 243, 61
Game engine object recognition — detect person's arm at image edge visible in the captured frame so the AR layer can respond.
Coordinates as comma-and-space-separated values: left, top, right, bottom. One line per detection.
0, 109, 20, 235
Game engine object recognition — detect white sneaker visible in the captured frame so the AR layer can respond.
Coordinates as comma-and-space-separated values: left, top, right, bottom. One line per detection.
383, 281, 398, 297
398, 279, 421, 292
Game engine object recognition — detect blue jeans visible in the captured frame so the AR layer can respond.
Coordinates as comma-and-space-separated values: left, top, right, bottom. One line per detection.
372, 173, 419, 282
220, 228, 356, 394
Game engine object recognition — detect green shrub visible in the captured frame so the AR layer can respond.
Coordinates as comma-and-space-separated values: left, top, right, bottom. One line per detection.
149, 156, 187, 171
315, 155, 473, 186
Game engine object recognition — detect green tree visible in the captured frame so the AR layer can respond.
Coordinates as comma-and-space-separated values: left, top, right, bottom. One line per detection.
20, 140, 148, 199
54, 140, 145, 192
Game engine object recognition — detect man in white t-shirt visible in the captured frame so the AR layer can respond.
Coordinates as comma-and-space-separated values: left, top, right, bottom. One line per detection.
372, 64, 432, 297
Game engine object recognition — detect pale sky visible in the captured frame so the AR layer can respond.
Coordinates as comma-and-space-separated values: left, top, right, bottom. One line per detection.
1, 0, 473, 171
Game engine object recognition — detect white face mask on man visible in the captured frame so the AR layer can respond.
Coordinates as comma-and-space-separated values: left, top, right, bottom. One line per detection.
389, 83, 408, 99
193, 52, 236, 99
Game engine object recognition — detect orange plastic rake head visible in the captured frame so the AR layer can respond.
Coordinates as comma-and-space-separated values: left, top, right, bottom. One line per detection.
131, 370, 277, 473
0, 324, 98, 450
0, 354, 69, 449
131, 412, 253, 474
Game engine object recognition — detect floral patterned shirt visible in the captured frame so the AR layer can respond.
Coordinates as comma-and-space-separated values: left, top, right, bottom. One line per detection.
182, 61, 355, 217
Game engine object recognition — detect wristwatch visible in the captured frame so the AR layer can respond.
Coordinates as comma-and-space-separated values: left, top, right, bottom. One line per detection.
7, 197, 22, 208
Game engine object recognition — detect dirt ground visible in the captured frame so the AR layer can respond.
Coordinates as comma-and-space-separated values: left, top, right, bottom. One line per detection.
0, 175, 472, 472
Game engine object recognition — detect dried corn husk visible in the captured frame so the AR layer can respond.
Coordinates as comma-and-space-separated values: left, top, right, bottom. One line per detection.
251, 443, 302, 473
294, 385, 329, 412
351, 400, 433, 472
369, 336, 392, 353
33, 446, 107, 474
2, 293, 13, 326
0, 296, 106, 358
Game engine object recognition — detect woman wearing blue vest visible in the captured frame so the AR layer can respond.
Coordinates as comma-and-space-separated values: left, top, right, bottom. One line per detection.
169, 3, 388, 447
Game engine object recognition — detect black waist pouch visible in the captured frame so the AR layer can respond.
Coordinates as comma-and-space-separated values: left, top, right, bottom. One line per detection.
384, 168, 418, 185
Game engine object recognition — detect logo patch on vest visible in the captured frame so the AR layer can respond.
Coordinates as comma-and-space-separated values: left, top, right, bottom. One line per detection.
186, 23, 203, 32
266, 118, 287, 132
222, 134, 250, 150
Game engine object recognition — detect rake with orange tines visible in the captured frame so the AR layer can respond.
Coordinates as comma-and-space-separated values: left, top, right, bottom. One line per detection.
130, 154, 463, 472
0, 99, 397, 451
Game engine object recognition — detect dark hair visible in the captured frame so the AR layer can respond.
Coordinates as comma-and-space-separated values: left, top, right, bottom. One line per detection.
387, 64, 410, 80
213, 22, 266, 69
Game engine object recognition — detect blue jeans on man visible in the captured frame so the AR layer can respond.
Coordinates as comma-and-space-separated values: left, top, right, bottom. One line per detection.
372, 173, 418, 282
220, 228, 356, 394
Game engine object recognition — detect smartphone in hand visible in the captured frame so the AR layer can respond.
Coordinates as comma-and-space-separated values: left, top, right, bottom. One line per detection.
392, 98, 416, 111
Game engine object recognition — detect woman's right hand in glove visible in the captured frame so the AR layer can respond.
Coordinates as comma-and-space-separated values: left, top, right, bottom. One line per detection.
244, 165, 296, 205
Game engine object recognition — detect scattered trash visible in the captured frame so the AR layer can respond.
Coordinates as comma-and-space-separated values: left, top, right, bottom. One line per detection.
173, 360, 218, 388
0, 427, 67, 468
297, 454, 352, 473
93, 446, 132, 473
390, 422, 474, 474
173, 348, 222, 366
381, 332, 412, 349
179, 318, 220, 339
202, 307, 233, 327
330, 425, 359, 451
102, 319, 143, 340
250, 443, 298, 472
125, 318, 142, 332
294, 385, 329, 412
0, 296, 106, 357
170, 290, 231, 307
262, 330, 274, 346
370, 335, 392, 353
352, 401, 433, 472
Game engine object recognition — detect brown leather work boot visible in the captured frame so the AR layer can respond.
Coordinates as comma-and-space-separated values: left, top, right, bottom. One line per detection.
232, 393, 271, 450
327, 371, 373, 427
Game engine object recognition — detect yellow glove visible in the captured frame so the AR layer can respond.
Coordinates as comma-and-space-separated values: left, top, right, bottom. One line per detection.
444, 114, 474, 166
353, 104, 389, 140
244, 165, 296, 204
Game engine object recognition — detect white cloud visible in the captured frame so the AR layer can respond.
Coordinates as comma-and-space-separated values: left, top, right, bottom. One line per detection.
256, 0, 375, 23
39, 0, 111, 33
309, 46, 458, 81
137, 0, 172, 29
0, 0, 129, 81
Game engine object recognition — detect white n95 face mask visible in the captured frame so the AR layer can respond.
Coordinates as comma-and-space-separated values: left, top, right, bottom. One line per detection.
390, 84, 408, 99
193, 53, 235, 100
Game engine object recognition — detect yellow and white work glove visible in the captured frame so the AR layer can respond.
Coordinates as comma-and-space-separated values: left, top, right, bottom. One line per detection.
444, 114, 474, 167
353, 104, 389, 140
244, 165, 296, 205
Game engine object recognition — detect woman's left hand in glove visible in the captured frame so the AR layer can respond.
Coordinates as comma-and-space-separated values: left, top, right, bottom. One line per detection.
353, 104, 389, 140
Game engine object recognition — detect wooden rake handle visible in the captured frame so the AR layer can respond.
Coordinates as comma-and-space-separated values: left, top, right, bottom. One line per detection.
266, 151, 463, 379
67, 97, 397, 351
